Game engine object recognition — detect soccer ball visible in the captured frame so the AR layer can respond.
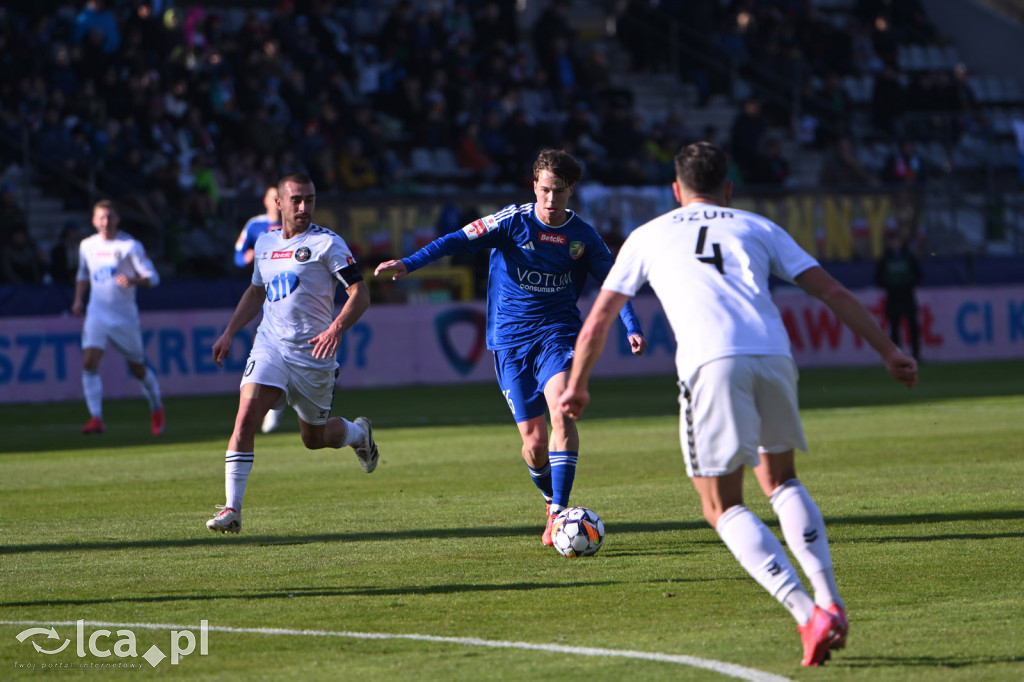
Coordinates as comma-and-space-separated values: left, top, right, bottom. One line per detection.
551, 506, 604, 557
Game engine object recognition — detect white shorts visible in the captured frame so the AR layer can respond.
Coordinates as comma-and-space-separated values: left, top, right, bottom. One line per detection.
82, 314, 146, 364
241, 343, 336, 425
678, 355, 808, 478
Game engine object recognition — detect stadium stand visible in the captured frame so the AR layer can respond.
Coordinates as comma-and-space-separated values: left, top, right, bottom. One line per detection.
0, 0, 1022, 291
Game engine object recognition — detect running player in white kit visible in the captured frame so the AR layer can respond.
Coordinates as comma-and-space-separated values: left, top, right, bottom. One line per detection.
72, 200, 164, 436
206, 173, 378, 534
232, 184, 287, 434
560, 142, 918, 667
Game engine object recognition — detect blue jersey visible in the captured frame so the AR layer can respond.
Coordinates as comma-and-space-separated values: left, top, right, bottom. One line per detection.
403, 203, 643, 350
234, 214, 281, 267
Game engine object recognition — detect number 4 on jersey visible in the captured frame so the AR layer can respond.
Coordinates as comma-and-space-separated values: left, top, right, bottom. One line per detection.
695, 225, 725, 274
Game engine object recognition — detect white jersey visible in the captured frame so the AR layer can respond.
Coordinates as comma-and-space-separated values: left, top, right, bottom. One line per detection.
251, 223, 361, 371
77, 231, 160, 325
603, 202, 818, 381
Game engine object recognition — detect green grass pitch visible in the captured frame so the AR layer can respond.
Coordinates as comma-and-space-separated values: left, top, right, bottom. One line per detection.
1, 360, 1022, 680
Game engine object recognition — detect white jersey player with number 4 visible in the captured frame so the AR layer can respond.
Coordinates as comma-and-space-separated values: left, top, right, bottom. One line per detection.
206, 173, 379, 535
560, 142, 918, 668
72, 200, 165, 436
608, 202, 819, 385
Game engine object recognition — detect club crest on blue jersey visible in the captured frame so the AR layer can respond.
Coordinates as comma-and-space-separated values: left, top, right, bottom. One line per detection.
569, 241, 584, 259
295, 247, 311, 262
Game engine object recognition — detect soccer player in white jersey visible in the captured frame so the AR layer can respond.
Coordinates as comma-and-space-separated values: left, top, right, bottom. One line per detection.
206, 173, 378, 534
376, 149, 647, 545
232, 185, 287, 434
72, 200, 165, 436
559, 142, 918, 667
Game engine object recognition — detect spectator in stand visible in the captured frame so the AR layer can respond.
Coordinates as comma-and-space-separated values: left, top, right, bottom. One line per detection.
0, 183, 28, 246
875, 231, 923, 360
868, 13, 898, 68
73, 0, 121, 55
819, 72, 853, 131
871, 66, 906, 137
532, 0, 574, 82
337, 138, 380, 193
747, 137, 791, 186
1, 227, 46, 284
730, 97, 768, 183
819, 124, 877, 186
50, 221, 83, 284
576, 46, 612, 111
456, 120, 499, 180
881, 139, 925, 185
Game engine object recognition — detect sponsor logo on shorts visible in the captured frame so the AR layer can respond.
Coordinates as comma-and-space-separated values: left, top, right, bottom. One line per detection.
295, 247, 311, 262
539, 232, 566, 245
271, 250, 293, 259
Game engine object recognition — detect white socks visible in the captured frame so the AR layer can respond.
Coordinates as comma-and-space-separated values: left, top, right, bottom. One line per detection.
336, 418, 365, 448
83, 370, 103, 418
83, 367, 163, 417
138, 367, 162, 411
225, 451, 254, 511
770, 479, 843, 610
716, 505, 816, 625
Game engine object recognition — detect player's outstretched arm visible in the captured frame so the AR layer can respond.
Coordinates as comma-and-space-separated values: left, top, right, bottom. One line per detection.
560, 289, 632, 419
213, 284, 266, 367
374, 259, 409, 280
795, 266, 918, 388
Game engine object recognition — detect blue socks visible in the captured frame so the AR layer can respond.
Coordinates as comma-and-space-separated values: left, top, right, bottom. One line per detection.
527, 462, 552, 503
549, 451, 578, 508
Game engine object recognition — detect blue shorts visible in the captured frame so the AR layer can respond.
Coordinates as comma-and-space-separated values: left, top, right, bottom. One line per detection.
493, 335, 576, 423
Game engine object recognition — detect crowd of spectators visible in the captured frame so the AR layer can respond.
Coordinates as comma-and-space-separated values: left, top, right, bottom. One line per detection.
0, 0, 1012, 282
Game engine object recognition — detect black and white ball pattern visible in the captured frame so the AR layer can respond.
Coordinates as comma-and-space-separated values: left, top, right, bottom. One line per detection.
551, 507, 604, 557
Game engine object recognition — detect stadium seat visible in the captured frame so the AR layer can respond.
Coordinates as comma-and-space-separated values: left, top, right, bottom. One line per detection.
410, 148, 438, 179
432, 148, 472, 180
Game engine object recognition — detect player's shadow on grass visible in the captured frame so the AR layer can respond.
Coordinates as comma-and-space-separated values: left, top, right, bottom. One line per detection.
3, 509, 1022, 557
4, 578, 709, 609
838, 654, 1024, 669
0, 520, 713, 556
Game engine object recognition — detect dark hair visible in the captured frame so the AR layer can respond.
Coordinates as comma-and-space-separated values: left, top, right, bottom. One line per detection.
277, 172, 314, 193
674, 141, 729, 195
532, 149, 583, 187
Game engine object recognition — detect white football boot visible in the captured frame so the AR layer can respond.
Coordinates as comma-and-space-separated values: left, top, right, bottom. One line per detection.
353, 417, 379, 473
206, 506, 241, 533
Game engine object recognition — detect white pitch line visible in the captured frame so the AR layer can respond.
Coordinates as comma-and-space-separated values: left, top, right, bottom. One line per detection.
1, 620, 793, 682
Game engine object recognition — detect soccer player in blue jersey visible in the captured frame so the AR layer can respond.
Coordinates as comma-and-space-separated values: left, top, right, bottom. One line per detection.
233, 185, 287, 432
375, 149, 647, 545
234, 185, 281, 268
